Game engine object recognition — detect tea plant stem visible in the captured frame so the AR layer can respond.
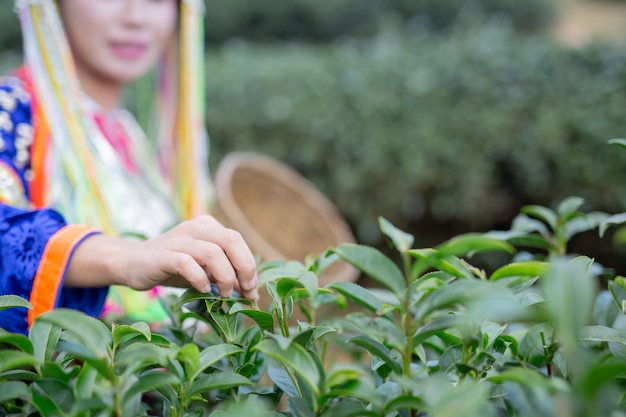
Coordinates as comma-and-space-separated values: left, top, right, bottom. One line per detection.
280, 299, 290, 337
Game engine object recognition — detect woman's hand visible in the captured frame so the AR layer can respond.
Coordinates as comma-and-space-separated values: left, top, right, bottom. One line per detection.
65, 215, 259, 300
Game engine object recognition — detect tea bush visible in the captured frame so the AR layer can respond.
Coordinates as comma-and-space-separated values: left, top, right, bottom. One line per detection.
1, 196, 626, 416
205, 22, 626, 246
203, 0, 554, 43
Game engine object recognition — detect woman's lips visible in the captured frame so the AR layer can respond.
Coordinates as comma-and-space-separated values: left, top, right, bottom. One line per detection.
109, 42, 148, 60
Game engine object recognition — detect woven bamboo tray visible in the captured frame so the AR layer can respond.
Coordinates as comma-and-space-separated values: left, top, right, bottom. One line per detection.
213, 152, 359, 287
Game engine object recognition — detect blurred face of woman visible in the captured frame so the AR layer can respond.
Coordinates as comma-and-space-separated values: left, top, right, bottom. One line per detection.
58, 0, 177, 104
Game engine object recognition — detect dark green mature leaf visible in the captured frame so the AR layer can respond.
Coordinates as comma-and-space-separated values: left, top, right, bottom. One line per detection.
288, 397, 315, 417
174, 288, 220, 310
123, 371, 179, 402
490, 261, 548, 281
115, 342, 171, 374
29, 320, 62, 363
330, 244, 406, 298
32, 379, 75, 415
609, 277, 626, 313
255, 339, 321, 395
320, 400, 379, 417
230, 303, 274, 332
37, 309, 111, 358
379, 217, 414, 252
522, 205, 557, 230
195, 344, 242, 380
0, 295, 32, 311
188, 372, 252, 397
327, 281, 385, 313
0, 329, 33, 354
579, 326, 626, 349
0, 381, 28, 402
57, 340, 110, 378
30, 383, 65, 417
349, 336, 403, 375
580, 358, 626, 397
412, 315, 463, 345
0, 351, 38, 373
385, 394, 424, 413
541, 257, 596, 355
75, 364, 98, 399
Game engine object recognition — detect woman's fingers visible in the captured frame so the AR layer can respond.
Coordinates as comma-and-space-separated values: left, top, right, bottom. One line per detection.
157, 251, 211, 294
180, 216, 259, 299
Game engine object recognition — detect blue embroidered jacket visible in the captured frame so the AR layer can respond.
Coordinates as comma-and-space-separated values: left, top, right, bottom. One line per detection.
0, 76, 108, 335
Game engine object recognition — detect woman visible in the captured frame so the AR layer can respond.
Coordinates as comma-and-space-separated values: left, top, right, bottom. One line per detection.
0, 0, 258, 335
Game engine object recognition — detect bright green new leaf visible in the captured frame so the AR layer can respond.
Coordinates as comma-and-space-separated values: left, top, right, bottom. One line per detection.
178, 343, 200, 378
331, 244, 406, 298
36, 309, 112, 358
378, 217, 414, 252
522, 205, 557, 230
556, 196, 584, 218
255, 338, 321, 396
188, 372, 252, 397
277, 277, 305, 298
608, 138, 626, 149
490, 261, 548, 281
609, 277, 626, 313
174, 288, 220, 310
112, 322, 151, 347
599, 213, 626, 238
384, 394, 424, 414
0, 295, 32, 311
436, 234, 515, 258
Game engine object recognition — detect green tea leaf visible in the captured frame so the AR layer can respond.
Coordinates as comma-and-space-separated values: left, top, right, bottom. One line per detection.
490, 261, 548, 281
379, 217, 414, 252
331, 244, 406, 298
36, 309, 111, 358
195, 344, 242, 380
277, 278, 305, 298
188, 372, 252, 397
29, 320, 62, 363
349, 336, 403, 375
608, 138, 626, 149
579, 325, 626, 348
112, 322, 151, 347
609, 277, 626, 313
556, 196, 584, 218
230, 303, 274, 332
599, 213, 626, 237
384, 394, 424, 413
436, 234, 515, 258
0, 381, 28, 402
0, 329, 33, 354
0, 351, 38, 373
0, 295, 32, 311
327, 281, 385, 313
255, 339, 321, 395
320, 400, 379, 417
522, 205, 557, 230
123, 371, 179, 402
412, 315, 463, 345
178, 343, 200, 378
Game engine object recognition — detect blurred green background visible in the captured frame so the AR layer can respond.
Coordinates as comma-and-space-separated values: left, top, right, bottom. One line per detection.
2, 0, 626, 271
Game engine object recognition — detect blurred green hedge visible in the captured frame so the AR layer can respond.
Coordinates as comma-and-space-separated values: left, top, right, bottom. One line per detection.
0, 0, 554, 50
204, 0, 555, 42
205, 22, 626, 246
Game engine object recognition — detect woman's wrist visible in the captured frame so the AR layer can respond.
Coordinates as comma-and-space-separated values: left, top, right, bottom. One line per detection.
64, 234, 137, 288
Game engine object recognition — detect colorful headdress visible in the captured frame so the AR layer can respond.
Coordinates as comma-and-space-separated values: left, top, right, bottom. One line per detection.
13, 0, 212, 236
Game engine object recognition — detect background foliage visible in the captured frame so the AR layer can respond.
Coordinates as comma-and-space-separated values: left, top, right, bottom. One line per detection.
1, 0, 626, 268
